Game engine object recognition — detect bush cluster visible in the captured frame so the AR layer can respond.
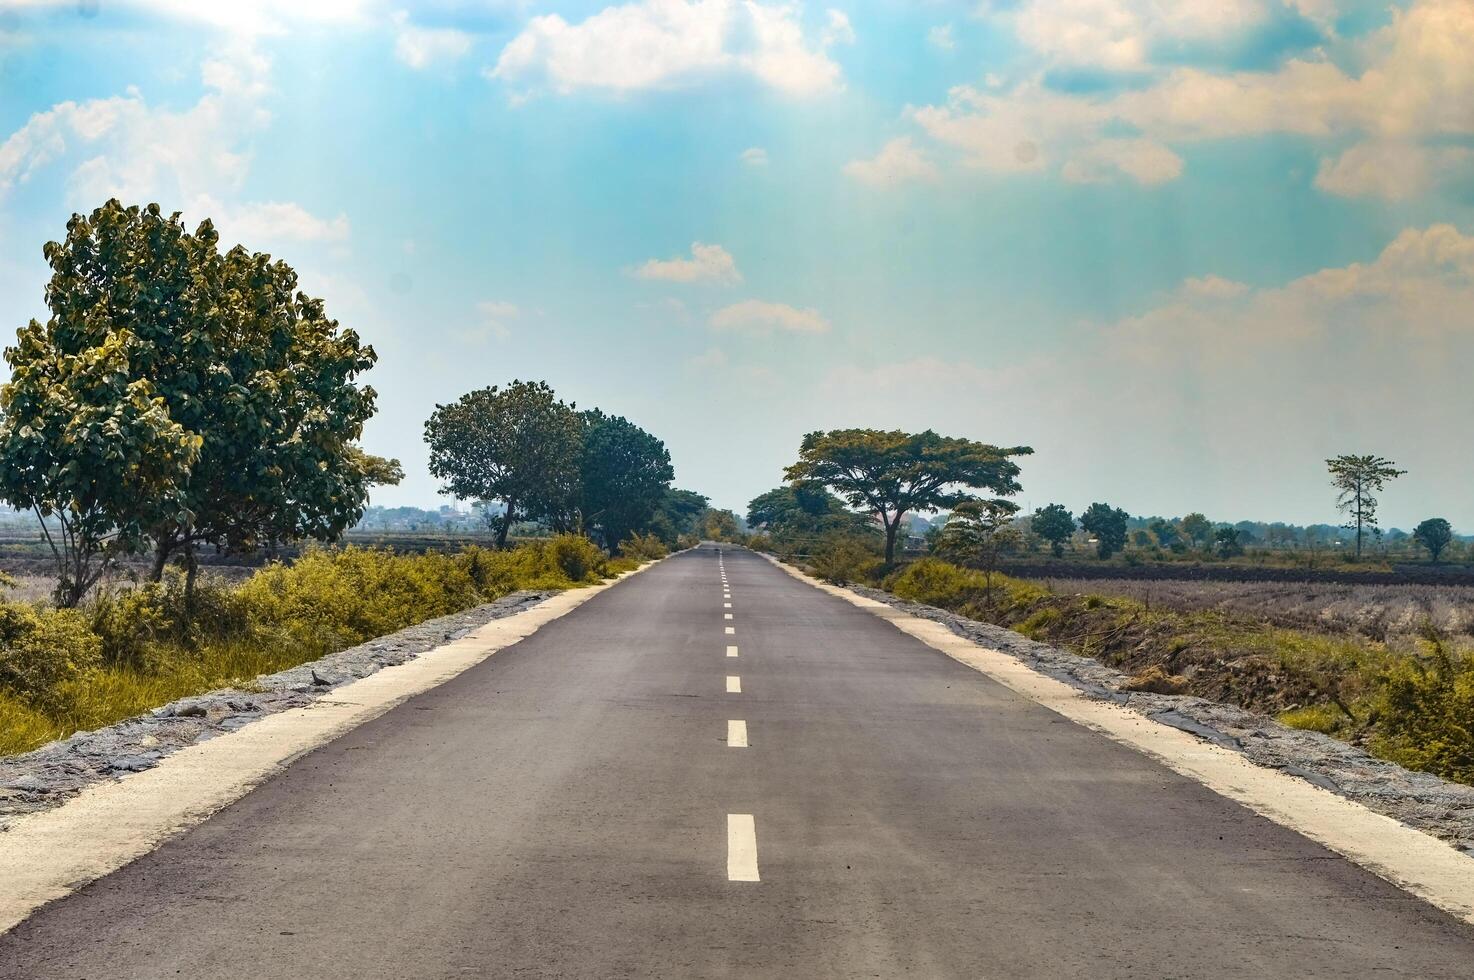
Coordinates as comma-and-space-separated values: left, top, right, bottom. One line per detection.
0, 536, 645, 756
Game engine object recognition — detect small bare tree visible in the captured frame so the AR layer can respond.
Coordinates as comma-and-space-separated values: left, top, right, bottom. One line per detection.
1326, 455, 1405, 559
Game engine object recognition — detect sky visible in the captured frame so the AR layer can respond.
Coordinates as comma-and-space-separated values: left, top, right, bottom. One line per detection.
1, 0, 1473, 529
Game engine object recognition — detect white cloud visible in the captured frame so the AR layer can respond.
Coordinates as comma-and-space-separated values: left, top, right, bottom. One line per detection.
928, 24, 956, 51
0, 46, 347, 245
9, 0, 374, 36
687, 346, 729, 369
634, 242, 742, 284
709, 299, 830, 334
898, 0, 1474, 195
393, 11, 473, 68
210, 199, 351, 245
741, 146, 769, 166
1059, 137, 1182, 185
487, 0, 843, 97
460, 299, 520, 343
822, 9, 855, 47
843, 136, 939, 186
1314, 141, 1474, 200
1003, 0, 1280, 72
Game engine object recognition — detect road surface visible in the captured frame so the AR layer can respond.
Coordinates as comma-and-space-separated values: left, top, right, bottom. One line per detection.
3, 544, 1473, 978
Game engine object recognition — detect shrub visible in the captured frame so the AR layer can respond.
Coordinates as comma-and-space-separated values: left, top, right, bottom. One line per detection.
543, 534, 606, 583
0, 603, 102, 711
237, 547, 483, 650
619, 532, 668, 561
1368, 639, 1474, 783
886, 558, 987, 608
91, 572, 251, 670
809, 534, 883, 585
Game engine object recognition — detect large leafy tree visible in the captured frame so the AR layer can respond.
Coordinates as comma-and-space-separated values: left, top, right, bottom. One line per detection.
424, 380, 582, 548
1179, 512, 1213, 551
579, 410, 674, 549
746, 481, 873, 553
648, 488, 710, 547
1327, 454, 1406, 558
0, 200, 393, 601
784, 428, 1031, 563
1031, 503, 1075, 557
0, 332, 201, 606
1413, 518, 1453, 563
1079, 502, 1129, 559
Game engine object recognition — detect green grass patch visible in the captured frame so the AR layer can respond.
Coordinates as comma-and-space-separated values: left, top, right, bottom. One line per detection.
0, 535, 641, 757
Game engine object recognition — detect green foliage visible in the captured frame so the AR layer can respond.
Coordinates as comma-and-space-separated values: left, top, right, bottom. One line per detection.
745, 481, 873, 557
543, 534, 605, 583
1, 535, 644, 757
703, 508, 744, 542
238, 547, 484, 650
939, 499, 1021, 568
1369, 637, 1474, 783
424, 380, 583, 547
1079, 502, 1129, 558
619, 532, 668, 561
0, 605, 102, 711
1213, 526, 1244, 558
648, 488, 710, 547
784, 428, 1032, 562
90, 574, 250, 671
1032, 503, 1075, 557
1327, 454, 1406, 558
579, 410, 674, 549
808, 532, 883, 585
1413, 518, 1453, 562
887, 557, 989, 607
0, 201, 392, 604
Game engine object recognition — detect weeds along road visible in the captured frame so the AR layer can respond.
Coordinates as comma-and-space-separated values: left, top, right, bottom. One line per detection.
3, 543, 1474, 978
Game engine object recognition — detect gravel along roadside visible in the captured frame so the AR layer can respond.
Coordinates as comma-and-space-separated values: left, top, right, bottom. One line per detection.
0, 591, 556, 828
848, 584, 1474, 856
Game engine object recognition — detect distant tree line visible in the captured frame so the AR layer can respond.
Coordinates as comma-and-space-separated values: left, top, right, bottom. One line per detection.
423, 379, 737, 552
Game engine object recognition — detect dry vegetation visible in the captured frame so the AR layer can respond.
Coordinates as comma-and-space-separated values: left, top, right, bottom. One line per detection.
1037, 578, 1474, 642
877, 559, 1474, 786
0, 536, 654, 757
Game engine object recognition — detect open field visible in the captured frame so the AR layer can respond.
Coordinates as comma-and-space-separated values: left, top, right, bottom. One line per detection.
1036, 577, 1474, 643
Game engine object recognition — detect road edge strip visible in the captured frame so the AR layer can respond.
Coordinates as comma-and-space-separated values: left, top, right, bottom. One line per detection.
0, 559, 662, 935
765, 554, 1474, 927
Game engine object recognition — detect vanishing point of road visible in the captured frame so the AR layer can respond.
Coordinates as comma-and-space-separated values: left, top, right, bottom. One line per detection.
3, 543, 1473, 978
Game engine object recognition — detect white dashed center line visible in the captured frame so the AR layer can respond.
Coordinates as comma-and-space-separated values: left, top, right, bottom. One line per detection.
724, 613, 733, 620
725, 626, 734, 634
726, 675, 742, 693
727, 814, 760, 882
728, 720, 748, 747
726, 645, 738, 658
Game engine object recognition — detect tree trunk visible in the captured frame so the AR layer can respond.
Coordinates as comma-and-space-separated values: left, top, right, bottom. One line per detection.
496, 501, 514, 549
883, 517, 900, 564
184, 542, 199, 604
150, 536, 176, 582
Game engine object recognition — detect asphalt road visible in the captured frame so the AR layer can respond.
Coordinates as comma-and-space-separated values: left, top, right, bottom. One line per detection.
4, 544, 1474, 978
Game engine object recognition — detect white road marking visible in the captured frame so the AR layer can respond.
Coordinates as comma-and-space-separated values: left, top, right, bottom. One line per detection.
723, 613, 733, 620
723, 602, 731, 608
726, 645, 739, 658
727, 814, 760, 881
725, 626, 735, 635
728, 720, 748, 747
726, 675, 741, 693
767, 555, 1474, 927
